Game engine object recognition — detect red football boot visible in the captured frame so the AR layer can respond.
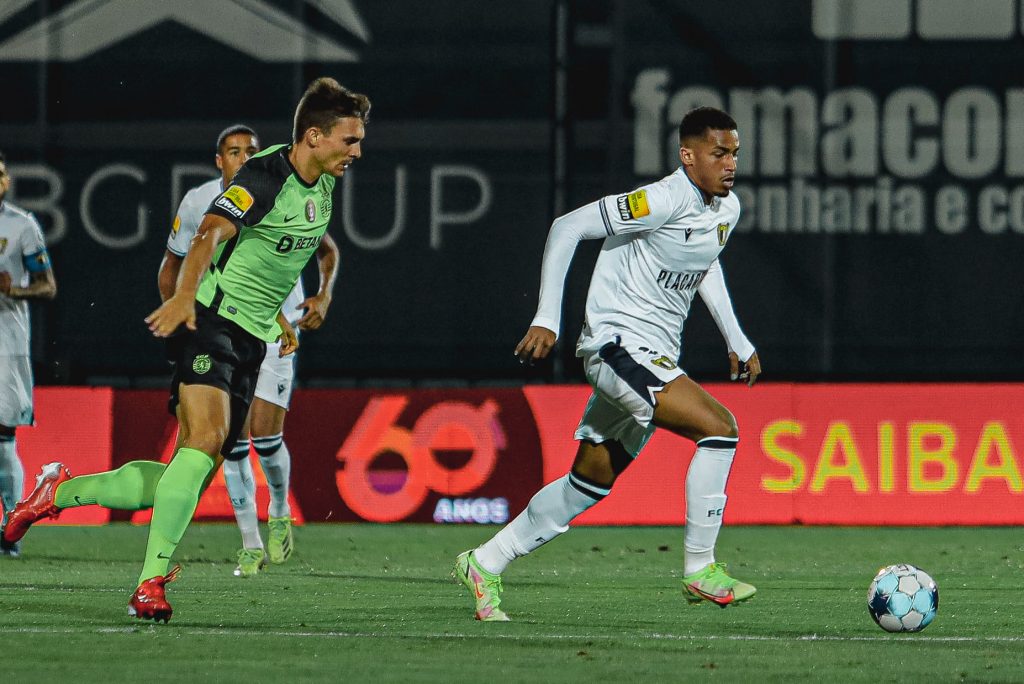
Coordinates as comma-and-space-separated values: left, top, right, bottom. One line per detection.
2, 462, 72, 544
128, 565, 181, 623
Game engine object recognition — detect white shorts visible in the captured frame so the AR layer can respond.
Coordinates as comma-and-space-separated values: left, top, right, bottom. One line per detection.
253, 341, 297, 409
573, 336, 685, 457
0, 355, 34, 427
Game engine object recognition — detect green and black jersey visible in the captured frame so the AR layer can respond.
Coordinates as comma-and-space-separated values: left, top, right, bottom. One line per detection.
201, 144, 333, 342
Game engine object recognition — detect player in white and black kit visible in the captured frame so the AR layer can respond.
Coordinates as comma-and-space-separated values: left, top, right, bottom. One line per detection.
0, 151, 57, 557
158, 125, 339, 576
455, 107, 762, 621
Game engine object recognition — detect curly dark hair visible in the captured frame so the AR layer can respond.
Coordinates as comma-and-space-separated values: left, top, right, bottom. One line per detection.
678, 107, 737, 143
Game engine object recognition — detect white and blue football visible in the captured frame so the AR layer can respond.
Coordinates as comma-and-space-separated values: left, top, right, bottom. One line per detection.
867, 564, 939, 633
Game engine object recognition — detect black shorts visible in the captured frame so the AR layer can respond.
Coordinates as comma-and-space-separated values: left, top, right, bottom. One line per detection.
167, 303, 267, 457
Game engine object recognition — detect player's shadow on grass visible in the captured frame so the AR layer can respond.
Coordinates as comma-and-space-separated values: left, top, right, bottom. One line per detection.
304, 571, 454, 585
303, 570, 566, 589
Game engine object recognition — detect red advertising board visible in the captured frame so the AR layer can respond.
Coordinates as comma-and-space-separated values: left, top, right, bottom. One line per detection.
17, 388, 112, 525
530, 384, 1024, 525
14, 385, 1024, 526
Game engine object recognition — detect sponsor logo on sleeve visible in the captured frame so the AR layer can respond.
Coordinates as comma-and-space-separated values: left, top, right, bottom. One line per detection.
171, 215, 181, 234
0, 238, 7, 254
717, 222, 730, 245
214, 186, 255, 219
651, 355, 677, 370
616, 189, 651, 221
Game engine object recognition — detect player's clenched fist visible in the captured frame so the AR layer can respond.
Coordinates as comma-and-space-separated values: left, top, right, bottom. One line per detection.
515, 325, 556, 365
278, 321, 299, 357
145, 294, 196, 337
729, 351, 762, 387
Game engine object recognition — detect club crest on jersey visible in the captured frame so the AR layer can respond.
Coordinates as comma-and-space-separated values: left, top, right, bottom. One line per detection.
214, 186, 254, 219
717, 223, 730, 245
192, 354, 212, 375
616, 189, 650, 221
651, 355, 677, 371
305, 198, 316, 222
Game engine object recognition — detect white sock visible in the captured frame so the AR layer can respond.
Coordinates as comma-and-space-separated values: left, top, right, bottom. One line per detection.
255, 434, 291, 519
0, 436, 24, 521
684, 437, 738, 576
223, 439, 263, 550
474, 472, 608, 575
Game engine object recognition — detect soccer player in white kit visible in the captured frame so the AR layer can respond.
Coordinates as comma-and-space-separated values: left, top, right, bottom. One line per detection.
0, 151, 57, 558
455, 107, 762, 621
158, 126, 339, 576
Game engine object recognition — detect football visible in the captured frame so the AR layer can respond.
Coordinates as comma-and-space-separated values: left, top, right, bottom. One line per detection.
867, 564, 939, 633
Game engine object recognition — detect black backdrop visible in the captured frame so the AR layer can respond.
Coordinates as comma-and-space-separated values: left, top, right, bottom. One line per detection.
3, 0, 1022, 383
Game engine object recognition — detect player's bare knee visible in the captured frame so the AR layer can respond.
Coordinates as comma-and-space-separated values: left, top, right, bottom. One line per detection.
699, 410, 738, 441
718, 411, 739, 439
571, 440, 623, 487
181, 429, 228, 458
571, 462, 615, 488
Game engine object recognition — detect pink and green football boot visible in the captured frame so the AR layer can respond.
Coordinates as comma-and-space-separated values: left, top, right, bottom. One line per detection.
683, 562, 756, 607
453, 550, 510, 622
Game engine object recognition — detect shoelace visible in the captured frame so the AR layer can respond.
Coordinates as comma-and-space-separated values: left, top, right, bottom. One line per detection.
705, 563, 737, 587
238, 548, 264, 563
269, 519, 292, 537
483, 574, 503, 599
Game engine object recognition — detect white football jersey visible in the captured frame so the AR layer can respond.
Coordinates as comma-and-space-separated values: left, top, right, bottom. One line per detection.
0, 201, 49, 356
168, 177, 306, 325
577, 168, 741, 360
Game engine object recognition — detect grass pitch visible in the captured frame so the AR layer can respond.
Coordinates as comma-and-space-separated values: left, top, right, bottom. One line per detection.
1, 524, 1022, 682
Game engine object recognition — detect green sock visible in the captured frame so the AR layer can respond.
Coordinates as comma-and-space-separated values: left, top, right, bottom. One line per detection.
54, 461, 166, 510
138, 448, 215, 584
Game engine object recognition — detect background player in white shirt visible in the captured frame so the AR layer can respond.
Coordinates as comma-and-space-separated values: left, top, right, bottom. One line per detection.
158, 125, 339, 576
0, 151, 57, 557
455, 107, 762, 621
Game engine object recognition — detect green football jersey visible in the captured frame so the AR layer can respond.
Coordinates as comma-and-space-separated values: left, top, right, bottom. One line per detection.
201, 144, 334, 341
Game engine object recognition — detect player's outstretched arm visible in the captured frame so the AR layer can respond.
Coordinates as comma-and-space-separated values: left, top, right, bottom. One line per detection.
519, 202, 610, 361
698, 259, 760, 386
146, 214, 237, 337
296, 231, 340, 331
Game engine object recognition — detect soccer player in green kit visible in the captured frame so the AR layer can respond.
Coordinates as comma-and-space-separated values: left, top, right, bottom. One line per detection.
1, 77, 369, 622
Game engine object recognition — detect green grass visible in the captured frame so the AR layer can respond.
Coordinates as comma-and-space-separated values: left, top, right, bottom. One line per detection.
1, 524, 1022, 682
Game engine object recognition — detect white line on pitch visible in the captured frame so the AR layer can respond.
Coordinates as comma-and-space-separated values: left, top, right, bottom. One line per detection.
3, 626, 1023, 643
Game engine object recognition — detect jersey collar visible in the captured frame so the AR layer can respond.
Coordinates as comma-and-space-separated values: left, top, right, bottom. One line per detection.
680, 168, 721, 211
283, 145, 318, 189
